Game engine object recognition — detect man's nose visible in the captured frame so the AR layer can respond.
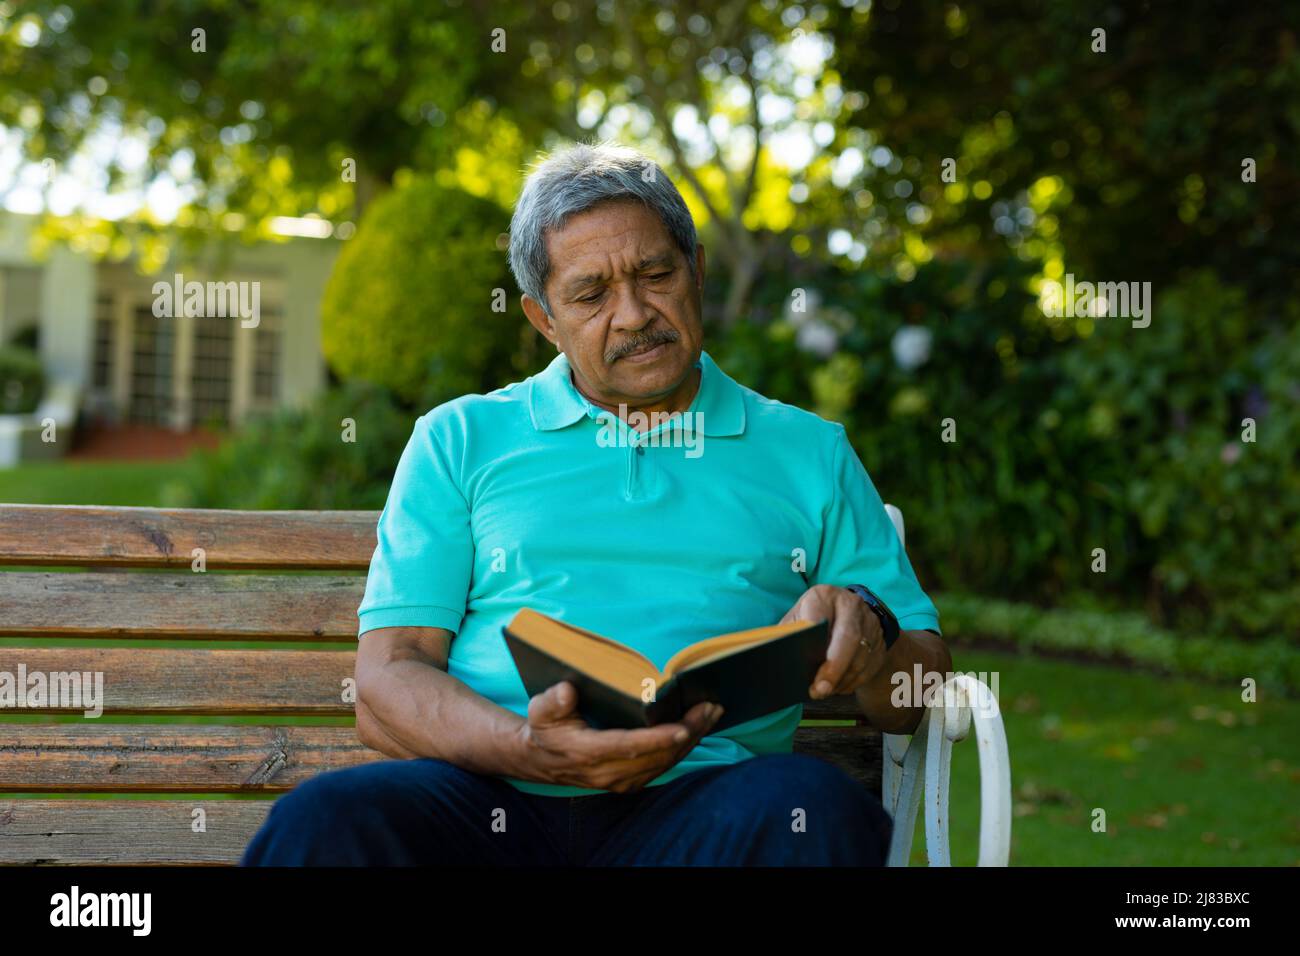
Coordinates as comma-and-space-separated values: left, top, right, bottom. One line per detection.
607, 281, 657, 333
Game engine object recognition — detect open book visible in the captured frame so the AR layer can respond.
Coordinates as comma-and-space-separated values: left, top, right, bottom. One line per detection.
502, 608, 829, 732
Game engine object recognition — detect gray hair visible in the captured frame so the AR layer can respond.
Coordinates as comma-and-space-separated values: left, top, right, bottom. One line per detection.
508, 141, 699, 315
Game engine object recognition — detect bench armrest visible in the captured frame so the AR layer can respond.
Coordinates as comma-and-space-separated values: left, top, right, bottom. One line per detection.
882, 675, 1012, 866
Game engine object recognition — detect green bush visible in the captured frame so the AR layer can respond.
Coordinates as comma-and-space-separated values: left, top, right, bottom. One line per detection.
0, 346, 44, 414
169, 381, 416, 510
320, 176, 520, 405
1059, 272, 1300, 639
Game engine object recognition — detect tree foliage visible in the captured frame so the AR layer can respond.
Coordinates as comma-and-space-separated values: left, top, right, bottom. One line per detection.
827, 0, 1299, 305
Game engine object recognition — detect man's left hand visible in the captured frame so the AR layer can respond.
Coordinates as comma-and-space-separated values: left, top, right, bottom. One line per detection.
780, 584, 886, 700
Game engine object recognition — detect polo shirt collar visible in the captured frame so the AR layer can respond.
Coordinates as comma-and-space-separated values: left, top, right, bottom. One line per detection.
528, 348, 746, 437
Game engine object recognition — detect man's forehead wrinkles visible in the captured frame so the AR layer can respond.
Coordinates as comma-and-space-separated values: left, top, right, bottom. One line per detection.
554, 221, 647, 255
556, 247, 677, 291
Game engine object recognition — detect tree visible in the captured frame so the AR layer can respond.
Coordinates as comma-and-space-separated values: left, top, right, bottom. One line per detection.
826, 0, 1300, 309
1, 1, 858, 324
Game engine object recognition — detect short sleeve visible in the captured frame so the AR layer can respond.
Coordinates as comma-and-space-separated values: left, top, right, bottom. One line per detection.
357, 412, 475, 637
810, 425, 941, 634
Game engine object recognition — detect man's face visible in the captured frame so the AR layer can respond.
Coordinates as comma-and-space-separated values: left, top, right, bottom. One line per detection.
521, 199, 705, 408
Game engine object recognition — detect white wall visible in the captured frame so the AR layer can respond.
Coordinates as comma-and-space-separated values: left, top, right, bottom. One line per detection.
278, 239, 338, 411
39, 248, 95, 390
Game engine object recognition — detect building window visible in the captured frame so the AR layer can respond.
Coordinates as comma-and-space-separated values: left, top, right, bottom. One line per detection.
253, 308, 282, 404
91, 294, 114, 391
191, 315, 234, 426
1, 266, 42, 348
129, 307, 174, 425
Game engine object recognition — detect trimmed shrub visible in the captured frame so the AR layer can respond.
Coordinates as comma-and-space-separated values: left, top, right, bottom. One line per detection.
320, 176, 518, 406
0, 346, 44, 414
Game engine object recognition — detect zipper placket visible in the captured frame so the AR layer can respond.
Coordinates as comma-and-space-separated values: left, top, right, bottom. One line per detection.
625, 429, 640, 498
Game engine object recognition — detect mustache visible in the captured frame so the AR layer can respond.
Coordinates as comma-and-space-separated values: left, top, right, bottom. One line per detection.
608, 329, 680, 363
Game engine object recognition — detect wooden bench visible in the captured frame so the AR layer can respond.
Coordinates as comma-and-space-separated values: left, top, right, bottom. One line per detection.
0, 503, 1009, 865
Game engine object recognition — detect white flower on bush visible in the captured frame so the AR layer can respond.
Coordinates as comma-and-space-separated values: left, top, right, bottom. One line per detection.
784, 287, 823, 325
796, 319, 839, 358
891, 325, 933, 371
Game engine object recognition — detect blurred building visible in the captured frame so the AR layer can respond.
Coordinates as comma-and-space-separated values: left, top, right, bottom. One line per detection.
0, 211, 338, 441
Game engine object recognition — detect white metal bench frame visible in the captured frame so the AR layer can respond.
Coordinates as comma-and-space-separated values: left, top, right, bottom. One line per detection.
880, 504, 1012, 866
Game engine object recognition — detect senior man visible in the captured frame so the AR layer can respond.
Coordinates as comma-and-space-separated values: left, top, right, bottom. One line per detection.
242, 142, 951, 867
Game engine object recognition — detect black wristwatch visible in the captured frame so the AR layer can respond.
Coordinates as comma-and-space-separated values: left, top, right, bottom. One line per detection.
844, 584, 900, 651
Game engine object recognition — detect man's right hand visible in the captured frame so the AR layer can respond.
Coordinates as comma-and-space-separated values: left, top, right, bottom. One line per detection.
515, 681, 723, 794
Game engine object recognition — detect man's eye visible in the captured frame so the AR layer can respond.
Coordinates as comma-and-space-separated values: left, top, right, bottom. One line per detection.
576, 273, 668, 303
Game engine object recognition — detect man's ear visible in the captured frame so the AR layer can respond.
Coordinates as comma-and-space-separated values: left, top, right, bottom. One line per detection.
693, 245, 706, 292
521, 294, 557, 347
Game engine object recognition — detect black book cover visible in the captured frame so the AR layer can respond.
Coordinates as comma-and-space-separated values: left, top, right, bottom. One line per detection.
502, 618, 830, 732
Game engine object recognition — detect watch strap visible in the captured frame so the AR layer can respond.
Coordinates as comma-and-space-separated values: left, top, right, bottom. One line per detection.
845, 584, 900, 650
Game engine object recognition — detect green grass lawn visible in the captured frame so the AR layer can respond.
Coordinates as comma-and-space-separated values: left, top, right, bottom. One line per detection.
0, 458, 198, 506
917, 647, 1300, 865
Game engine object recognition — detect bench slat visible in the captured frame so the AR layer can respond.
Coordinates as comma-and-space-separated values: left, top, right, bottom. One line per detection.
792, 725, 882, 792
0, 724, 879, 794
0, 800, 271, 865
0, 648, 356, 714
0, 643, 867, 717
0, 505, 379, 569
800, 696, 864, 720
0, 726, 379, 792
0, 572, 364, 641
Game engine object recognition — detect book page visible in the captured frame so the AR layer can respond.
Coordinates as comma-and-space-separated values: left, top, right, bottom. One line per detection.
661, 620, 819, 679
506, 609, 663, 698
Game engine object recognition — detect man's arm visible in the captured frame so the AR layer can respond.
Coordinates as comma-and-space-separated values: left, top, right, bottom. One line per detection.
854, 627, 952, 735
354, 626, 533, 775
354, 626, 723, 793
795, 426, 952, 735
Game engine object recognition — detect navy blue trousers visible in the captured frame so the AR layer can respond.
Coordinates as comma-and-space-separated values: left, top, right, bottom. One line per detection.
241, 753, 892, 866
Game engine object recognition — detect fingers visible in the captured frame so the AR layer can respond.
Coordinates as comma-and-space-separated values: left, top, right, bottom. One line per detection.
835, 648, 876, 696
533, 700, 721, 762
607, 704, 724, 792
675, 701, 723, 743
526, 680, 581, 726
813, 650, 877, 698
810, 594, 859, 697
811, 590, 884, 698
780, 585, 834, 626
601, 702, 722, 759
525, 685, 727, 792
603, 723, 696, 758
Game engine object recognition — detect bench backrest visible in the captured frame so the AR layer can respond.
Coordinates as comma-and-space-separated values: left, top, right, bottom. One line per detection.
0, 504, 880, 865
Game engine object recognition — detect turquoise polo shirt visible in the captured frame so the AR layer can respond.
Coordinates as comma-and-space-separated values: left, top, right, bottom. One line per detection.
357, 349, 941, 796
